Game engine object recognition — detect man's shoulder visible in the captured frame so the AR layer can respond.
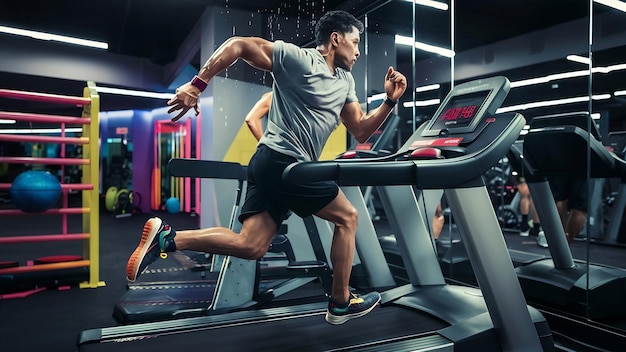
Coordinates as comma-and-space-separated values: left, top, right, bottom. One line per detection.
274, 40, 314, 55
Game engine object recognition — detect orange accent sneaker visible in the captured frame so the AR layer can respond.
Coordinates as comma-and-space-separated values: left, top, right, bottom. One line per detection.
126, 217, 176, 282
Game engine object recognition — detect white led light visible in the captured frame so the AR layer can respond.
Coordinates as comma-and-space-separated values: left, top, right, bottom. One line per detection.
0, 25, 108, 49
96, 87, 175, 99
402, 98, 441, 108
415, 84, 441, 93
395, 35, 455, 57
566, 55, 591, 65
405, 0, 449, 11
496, 94, 611, 113
594, 0, 626, 12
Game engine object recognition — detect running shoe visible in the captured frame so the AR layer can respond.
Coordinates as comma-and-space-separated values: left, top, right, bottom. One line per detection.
537, 231, 549, 248
325, 291, 381, 325
126, 217, 177, 282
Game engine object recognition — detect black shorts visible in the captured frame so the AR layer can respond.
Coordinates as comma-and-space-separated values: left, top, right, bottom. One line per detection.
238, 144, 339, 226
548, 176, 588, 211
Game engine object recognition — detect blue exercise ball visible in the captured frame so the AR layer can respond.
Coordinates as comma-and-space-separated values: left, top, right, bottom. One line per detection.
10, 171, 62, 213
165, 197, 180, 214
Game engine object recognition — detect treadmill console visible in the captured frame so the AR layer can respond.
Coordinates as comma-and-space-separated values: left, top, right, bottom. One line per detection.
421, 76, 510, 138
399, 76, 512, 158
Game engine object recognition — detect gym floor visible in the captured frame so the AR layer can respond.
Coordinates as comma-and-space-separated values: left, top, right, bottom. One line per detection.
1, 203, 625, 352
0, 206, 200, 352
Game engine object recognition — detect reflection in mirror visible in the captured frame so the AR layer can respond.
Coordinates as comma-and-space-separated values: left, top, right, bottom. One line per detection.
452, 1, 589, 287
366, 0, 454, 279
586, 0, 626, 341
439, 1, 626, 350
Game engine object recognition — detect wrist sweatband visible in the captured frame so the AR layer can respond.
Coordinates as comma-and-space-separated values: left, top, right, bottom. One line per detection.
191, 75, 208, 92
384, 97, 397, 108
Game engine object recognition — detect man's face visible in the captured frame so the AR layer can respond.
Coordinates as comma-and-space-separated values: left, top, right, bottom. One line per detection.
334, 26, 361, 71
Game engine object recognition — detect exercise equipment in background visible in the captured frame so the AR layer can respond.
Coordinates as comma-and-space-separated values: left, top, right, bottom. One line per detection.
10, 170, 62, 213
151, 119, 192, 212
165, 197, 180, 214
105, 186, 142, 218
0, 83, 104, 295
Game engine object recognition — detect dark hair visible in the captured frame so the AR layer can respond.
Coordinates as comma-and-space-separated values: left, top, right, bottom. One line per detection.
314, 10, 364, 46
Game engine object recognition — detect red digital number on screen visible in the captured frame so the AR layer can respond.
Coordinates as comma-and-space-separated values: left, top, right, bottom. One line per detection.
441, 105, 477, 121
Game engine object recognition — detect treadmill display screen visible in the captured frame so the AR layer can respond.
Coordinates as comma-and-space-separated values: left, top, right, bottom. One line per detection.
430, 90, 490, 132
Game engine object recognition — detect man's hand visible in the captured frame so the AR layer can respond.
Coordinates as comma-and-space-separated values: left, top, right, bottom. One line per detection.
167, 83, 202, 122
384, 66, 407, 102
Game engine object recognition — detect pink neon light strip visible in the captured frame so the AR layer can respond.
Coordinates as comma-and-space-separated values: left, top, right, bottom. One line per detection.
0, 134, 89, 145
0, 233, 90, 244
0, 156, 89, 165
0, 89, 90, 106
184, 118, 192, 212
0, 111, 91, 124
0, 183, 93, 190
196, 114, 201, 217
60, 122, 67, 236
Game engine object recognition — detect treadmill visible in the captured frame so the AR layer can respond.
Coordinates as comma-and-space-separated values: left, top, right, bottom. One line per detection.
516, 112, 626, 322
77, 76, 552, 351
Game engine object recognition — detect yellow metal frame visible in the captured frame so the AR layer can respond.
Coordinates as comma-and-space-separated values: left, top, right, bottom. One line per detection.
79, 81, 105, 289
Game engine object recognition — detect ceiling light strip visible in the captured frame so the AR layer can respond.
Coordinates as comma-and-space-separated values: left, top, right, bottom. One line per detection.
402, 98, 441, 108
594, 0, 626, 12
395, 35, 455, 58
410, 0, 449, 11
415, 84, 441, 93
0, 25, 108, 49
496, 94, 611, 113
566, 55, 591, 65
95, 87, 175, 99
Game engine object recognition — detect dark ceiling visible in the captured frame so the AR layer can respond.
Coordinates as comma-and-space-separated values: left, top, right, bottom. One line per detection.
0, 0, 624, 123
0, 0, 593, 64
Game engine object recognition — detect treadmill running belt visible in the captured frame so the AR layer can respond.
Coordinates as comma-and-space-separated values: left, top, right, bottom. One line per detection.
82, 306, 448, 351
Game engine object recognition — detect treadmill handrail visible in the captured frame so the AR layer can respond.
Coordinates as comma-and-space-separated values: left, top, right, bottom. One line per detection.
525, 125, 617, 177
284, 113, 526, 189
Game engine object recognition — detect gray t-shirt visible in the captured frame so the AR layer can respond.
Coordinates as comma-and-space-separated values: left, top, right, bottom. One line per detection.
259, 40, 358, 161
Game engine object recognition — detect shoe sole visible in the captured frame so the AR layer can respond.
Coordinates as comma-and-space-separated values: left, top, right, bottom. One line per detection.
324, 296, 381, 325
126, 217, 162, 282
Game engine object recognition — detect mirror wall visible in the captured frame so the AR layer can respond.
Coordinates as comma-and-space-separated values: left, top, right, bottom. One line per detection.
588, 0, 626, 330
370, 0, 626, 344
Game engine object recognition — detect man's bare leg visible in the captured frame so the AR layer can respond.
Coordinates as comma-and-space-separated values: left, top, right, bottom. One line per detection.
315, 189, 358, 303
127, 212, 278, 281
174, 211, 278, 259
315, 188, 381, 325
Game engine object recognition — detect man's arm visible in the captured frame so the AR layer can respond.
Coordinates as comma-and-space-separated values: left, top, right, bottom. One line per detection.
168, 37, 274, 121
245, 92, 273, 141
341, 66, 407, 143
